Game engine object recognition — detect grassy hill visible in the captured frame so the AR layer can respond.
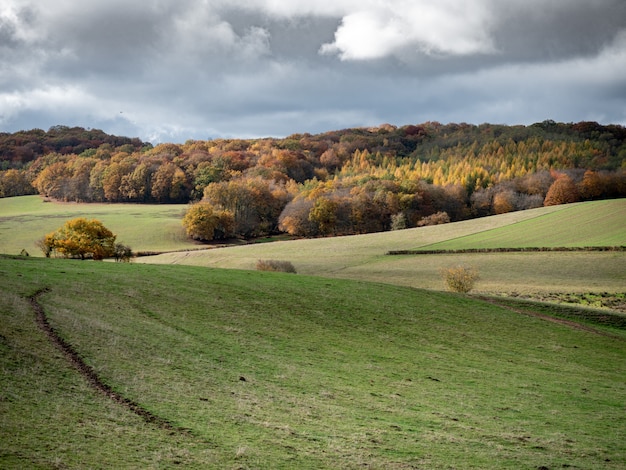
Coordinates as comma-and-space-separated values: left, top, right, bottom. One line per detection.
423, 199, 626, 250
2, 196, 624, 297
137, 199, 626, 296
2, 256, 625, 468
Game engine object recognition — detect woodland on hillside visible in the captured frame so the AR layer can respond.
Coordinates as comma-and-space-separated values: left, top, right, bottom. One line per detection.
1, 121, 625, 239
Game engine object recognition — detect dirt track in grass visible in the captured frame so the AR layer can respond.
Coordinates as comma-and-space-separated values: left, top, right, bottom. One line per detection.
28, 287, 189, 434
478, 296, 625, 341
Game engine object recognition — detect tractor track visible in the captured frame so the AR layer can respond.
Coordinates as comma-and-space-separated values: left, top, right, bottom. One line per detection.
28, 287, 188, 433
478, 295, 625, 341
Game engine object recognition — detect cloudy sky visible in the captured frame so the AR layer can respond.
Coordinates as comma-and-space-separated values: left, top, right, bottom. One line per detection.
1, 1, 625, 143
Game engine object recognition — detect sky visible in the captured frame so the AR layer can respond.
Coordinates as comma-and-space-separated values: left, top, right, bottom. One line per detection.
1, 1, 625, 143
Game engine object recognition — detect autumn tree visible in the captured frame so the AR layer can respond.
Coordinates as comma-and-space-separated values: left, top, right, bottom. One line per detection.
278, 198, 316, 236
76, 159, 99, 200
120, 162, 153, 202
579, 170, 604, 200
192, 160, 230, 199
151, 162, 190, 203
308, 197, 339, 235
492, 190, 517, 214
102, 159, 133, 201
182, 202, 235, 241
0, 169, 34, 197
544, 174, 580, 206
41, 218, 117, 260
203, 177, 289, 237
32, 161, 72, 200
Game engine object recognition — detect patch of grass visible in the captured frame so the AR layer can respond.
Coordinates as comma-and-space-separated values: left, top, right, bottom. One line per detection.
498, 292, 626, 320
0, 195, 196, 256
2, 256, 625, 468
0, 262, 218, 468
423, 199, 626, 251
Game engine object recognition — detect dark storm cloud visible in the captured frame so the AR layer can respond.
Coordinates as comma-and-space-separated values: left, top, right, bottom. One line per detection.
1, 0, 624, 143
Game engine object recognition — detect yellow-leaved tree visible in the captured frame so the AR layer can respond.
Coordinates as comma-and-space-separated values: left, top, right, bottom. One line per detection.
40, 218, 117, 260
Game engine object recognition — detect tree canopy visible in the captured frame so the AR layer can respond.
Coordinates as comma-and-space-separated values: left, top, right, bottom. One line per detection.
41, 218, 118, 260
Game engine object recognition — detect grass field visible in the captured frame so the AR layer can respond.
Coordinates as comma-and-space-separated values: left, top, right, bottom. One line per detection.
422, 199, 626, 250
2, 256, 625, 468
2, 196, 624, 301
135, 199, 626, 298
0, 195, 197, 255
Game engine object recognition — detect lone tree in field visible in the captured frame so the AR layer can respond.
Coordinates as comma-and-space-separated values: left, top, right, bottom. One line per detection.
41, 218, 117, 260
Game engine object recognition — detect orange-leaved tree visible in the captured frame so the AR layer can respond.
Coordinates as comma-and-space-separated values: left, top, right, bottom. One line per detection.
544, 173, 580, 206
40, 218, 117, 260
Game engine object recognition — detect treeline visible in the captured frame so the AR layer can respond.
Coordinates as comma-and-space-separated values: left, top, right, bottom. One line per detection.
1, 121, 625, 239
0, 125, 147, 167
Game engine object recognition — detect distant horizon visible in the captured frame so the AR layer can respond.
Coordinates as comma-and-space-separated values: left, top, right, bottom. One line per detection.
5, 118, 626, 145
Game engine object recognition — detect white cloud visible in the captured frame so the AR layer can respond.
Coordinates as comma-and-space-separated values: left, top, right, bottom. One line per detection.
319, 0, 495, 60
0, 85, 93, 124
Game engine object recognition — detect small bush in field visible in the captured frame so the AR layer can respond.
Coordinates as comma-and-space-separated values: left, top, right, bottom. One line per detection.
441, 265, 480, 293
256, 259, 297, 274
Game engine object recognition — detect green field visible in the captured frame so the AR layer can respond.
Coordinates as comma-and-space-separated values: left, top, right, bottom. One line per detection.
0, 195, 197, 255
135, 199, 626, 297
1, 197, 625, 468
2, 256, 625, 468
423, 199, 626, 250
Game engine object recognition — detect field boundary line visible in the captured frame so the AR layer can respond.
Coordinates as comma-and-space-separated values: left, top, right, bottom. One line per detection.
387, 246, 626, 255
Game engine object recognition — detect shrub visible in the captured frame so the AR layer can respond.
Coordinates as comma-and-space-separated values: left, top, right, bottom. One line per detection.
390, 212, 407, 230
114, 243, 133, 262
441, 265, 480, 293
417, 211, 450, 227
256, 259, 297, 274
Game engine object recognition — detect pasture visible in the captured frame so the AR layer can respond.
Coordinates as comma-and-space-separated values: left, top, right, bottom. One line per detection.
0, 195, 197, 256
137, 199, 626, 300
1, 256, 625, 468
1, 197, 625, 468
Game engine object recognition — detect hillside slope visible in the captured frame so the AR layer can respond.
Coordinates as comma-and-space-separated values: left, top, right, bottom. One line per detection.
2, 257, 625, 468
138, 200, 626, 294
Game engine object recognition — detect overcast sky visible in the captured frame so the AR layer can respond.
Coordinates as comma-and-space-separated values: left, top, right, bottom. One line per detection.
1, 1, 625, 143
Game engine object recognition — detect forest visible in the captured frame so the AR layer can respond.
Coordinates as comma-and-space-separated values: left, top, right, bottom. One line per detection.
1, 121, 625, 240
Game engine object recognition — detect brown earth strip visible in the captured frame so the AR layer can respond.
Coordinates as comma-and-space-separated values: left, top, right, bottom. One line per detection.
28, 287, 188, 433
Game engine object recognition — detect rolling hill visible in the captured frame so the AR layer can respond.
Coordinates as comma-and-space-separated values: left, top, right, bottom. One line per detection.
2, 196, 624, 296
1, 256, 625, 468
137, 199, 626, 296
